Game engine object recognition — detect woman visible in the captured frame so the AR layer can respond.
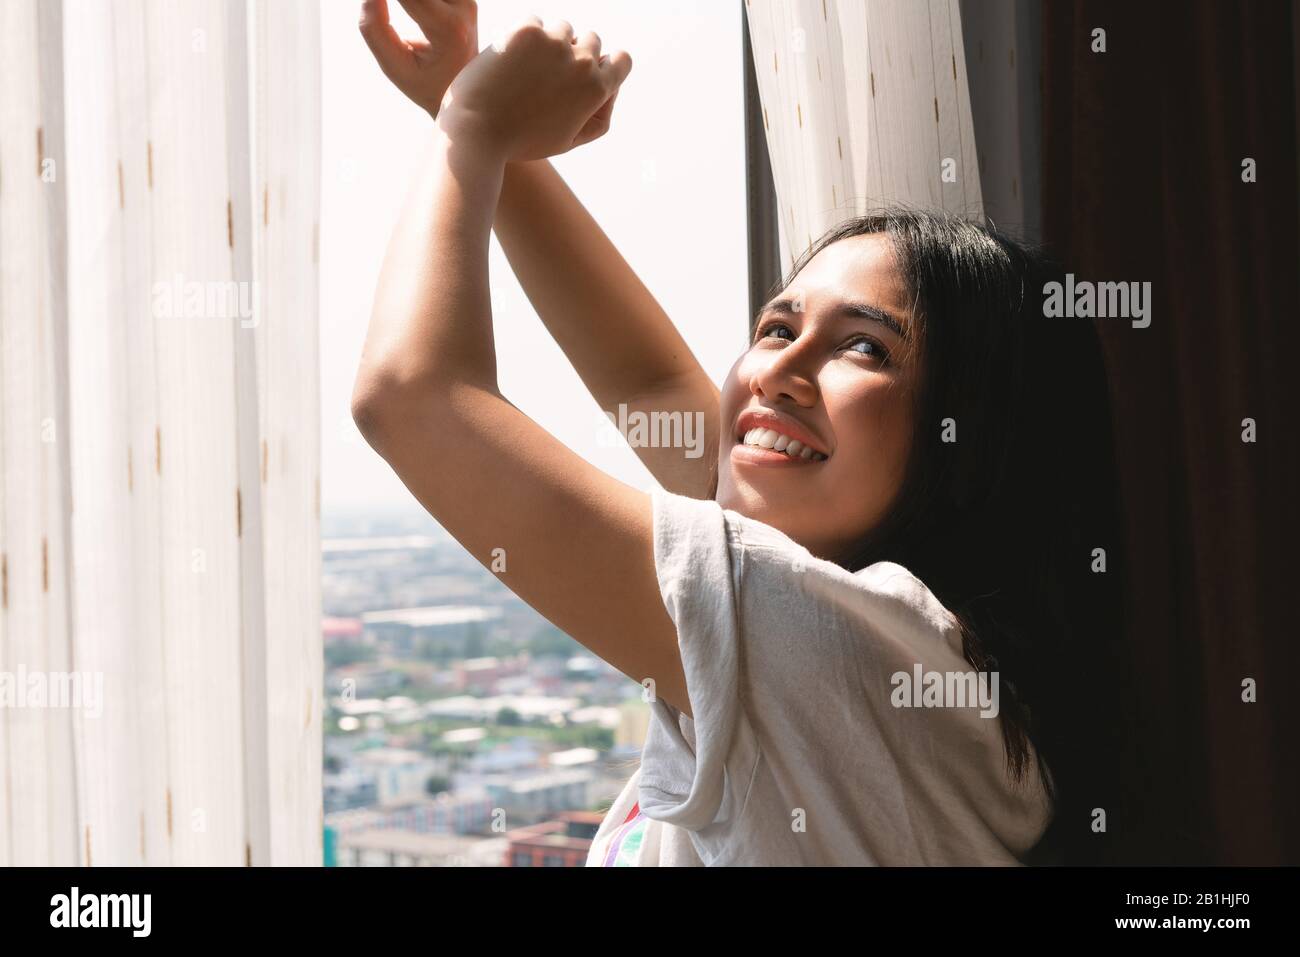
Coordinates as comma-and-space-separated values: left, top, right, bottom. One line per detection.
355, 0, 1129, 865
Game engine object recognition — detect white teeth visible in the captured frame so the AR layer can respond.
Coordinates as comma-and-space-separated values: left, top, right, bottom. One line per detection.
740, 428, 827, 461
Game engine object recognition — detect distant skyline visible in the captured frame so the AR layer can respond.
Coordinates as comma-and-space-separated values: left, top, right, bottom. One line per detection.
320, 2, 748, 515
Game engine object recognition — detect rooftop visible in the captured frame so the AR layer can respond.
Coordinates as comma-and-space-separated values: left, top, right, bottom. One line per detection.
361, 605, 501, 628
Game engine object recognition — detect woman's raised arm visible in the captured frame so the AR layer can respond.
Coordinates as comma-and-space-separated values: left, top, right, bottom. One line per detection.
359, 0, 718, 498
351, 16, 694, 718
495, 159, 720, 497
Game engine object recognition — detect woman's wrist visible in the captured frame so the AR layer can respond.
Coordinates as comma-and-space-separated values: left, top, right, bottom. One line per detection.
425, 118, 509, 230
434, 105, 510, 165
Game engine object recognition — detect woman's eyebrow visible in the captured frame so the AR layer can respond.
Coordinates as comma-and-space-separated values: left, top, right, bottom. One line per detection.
839, 301, 909, 340
760, 297, 909, 340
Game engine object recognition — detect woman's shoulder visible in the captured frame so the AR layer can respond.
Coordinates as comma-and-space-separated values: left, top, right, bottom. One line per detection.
715, 501, 960, 636
651, 486, 963, 654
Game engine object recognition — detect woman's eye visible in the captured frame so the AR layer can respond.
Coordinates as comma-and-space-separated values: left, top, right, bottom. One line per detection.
845, 337, 890, 364
752, 324, 889, 364
755, 322, 795, 343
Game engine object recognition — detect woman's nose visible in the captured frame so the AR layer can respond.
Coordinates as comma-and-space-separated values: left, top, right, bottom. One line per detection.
750, 339, 818, 406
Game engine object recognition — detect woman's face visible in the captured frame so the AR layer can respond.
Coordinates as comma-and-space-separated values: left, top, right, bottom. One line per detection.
716, 232, 921, 562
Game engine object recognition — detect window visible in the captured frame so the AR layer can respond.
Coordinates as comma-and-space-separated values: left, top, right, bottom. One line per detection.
319, 2, 747, 868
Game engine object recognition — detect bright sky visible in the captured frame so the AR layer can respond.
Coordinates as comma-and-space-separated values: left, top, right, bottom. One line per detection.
319, 1, 748, 516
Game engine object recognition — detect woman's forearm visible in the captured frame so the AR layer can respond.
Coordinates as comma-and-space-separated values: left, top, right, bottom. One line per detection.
495, 158, 711, 404
353, 130, 504, 413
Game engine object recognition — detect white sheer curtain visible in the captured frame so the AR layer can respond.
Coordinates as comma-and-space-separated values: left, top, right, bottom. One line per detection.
744, 0, 987, 271
0, 0, 321, 866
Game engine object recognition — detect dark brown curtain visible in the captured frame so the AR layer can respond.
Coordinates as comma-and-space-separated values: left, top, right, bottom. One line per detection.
1041, 0, 1300, 864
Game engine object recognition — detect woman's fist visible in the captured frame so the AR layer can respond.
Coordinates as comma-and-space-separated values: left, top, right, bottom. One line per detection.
437, 17, 632, 161
359, 0, 479, 119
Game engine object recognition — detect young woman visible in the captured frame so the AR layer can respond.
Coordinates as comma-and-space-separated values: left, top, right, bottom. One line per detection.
356, 0, 1128, 866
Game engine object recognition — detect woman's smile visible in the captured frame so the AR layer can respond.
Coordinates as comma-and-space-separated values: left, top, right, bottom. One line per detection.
731, 438, 829, 467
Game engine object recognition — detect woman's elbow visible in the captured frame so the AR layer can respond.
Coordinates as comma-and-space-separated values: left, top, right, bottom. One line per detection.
351, 366, 416, 454
351, 356, 500, 454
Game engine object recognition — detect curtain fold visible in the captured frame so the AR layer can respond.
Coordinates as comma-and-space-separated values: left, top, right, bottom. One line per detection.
0, 0, 322, 866
0, 0, 79, 868
957, 0, 1042, 240
744, 0, 985, 272
1040, 0, 1300, 865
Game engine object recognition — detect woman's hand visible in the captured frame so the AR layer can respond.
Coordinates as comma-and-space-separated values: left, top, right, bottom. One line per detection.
437, 17, 632, 162
358, 0, 479, 119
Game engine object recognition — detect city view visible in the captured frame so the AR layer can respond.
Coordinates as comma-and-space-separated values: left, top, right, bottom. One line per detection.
320, 505, 650, 867
316, 1, 744, 869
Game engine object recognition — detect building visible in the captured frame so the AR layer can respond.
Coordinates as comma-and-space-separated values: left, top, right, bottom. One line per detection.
547, 747, 600, 769
361, 604, 502, 656
322, 616, 365, 643
324, 789, 496, 836
464, 737, 541, 775
424, 693, 581, 724
614, 699, 652, 749
483, 767, 595, 823
331, 662, 406, 698
380, 792, 496, 836
452, 655, 529, 693
333, 829, 509, 867
324, 768, 379, 813
351, 747, 443, 807
504, 811, 605, 867
565, 705, 623, 729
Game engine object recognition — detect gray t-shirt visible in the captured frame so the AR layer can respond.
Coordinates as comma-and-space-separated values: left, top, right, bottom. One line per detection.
586, 487, 1053, 866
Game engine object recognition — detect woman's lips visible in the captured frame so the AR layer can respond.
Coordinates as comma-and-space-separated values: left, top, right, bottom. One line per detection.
734, 412, 830, 457
730, 442, 827, 467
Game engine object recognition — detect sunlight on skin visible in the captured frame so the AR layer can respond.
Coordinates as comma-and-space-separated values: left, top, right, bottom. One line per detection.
717, 233, 921, 563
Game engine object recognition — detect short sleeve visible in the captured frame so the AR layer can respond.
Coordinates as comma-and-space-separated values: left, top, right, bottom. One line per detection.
634, 487, 1052, 864
635, 489, 760, 842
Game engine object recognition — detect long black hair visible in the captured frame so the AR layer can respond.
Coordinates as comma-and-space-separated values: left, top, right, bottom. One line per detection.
741, 208, 1131, 865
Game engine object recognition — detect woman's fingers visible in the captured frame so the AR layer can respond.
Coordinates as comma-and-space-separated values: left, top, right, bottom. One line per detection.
572, 86, 622, 148
545, 19, 575, 43
575, 31, 602, 59
392, 0, 428, 35
393, 0, 458, 43
573, 50, 630, 146
491, 14, 542, 51
359, 0, 416, 83
601, 49, 633, 87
